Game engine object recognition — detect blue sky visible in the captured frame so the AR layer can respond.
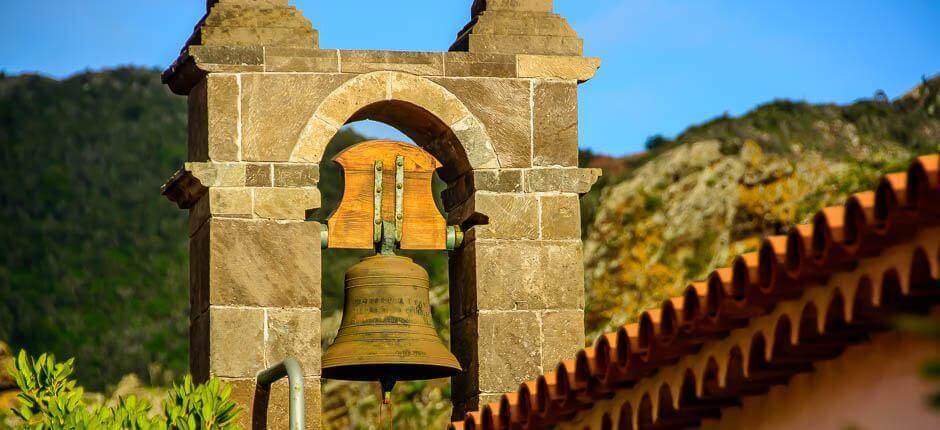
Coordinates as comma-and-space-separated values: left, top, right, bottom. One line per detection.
1, 1, 938, 155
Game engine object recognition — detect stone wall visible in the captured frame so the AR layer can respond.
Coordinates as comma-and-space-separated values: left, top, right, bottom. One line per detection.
162, 0, 599, 426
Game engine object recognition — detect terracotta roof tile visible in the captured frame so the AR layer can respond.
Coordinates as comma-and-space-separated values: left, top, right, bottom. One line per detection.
452, 154, 940, 429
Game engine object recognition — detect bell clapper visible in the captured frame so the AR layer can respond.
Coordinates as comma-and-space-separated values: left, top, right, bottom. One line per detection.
380, 377, 396, 430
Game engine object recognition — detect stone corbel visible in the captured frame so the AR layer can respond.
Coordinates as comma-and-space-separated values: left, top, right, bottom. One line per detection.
161, 168, 207, 209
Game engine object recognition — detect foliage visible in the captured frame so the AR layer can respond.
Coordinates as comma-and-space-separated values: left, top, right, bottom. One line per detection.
0, 69, 189, 388
6, 350, 240, 429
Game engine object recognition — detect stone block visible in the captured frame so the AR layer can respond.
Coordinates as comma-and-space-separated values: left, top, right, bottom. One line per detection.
208, 187, 253, 217
340, 50, 444, 76
475, 241, 544, 311
540, 310, 584, 371
517, 55, 600, 81
241, 73, 351, 161
200, 26, 315, 48
189, 45, 264, 67
449, 115, 501, 170
388, 72, 467, 127
264, 47, 339, 73
473, 0, 554, 14
468, 34, 583, 56
539, 194, 581, 239
187, 79, 209, 162
190, 223, 209, 319
432, 77, 532, 168
314, 72, 388, 129
189, 75, 240, 162
273, 164, 319, 187
186, 162, 247, 187
265, 308, 321, 377
478, 311, 541, 392
253, 187, 320, 219
524, 167, 600, 193
246, 163, 273, 187
470, 11, 574, 36
204, 5, 306, 28
208, 306, 265, 378
444, 52, 517, 78
443, 169, 524, 211
207, 219, 321, 308
457, 193, 539, 240
533, 81, 578, 166
541, 242, 585, 310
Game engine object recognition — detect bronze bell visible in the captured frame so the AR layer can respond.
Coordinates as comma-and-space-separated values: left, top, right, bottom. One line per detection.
322, 253, 461, 390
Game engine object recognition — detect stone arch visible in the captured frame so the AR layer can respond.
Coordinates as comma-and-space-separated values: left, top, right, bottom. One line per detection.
290, 71, 499, 182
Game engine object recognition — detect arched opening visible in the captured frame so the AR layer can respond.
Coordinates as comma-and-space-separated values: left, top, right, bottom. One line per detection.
315, 96, 478, 428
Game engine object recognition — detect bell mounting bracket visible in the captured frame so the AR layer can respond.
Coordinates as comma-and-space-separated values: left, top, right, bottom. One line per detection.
321, 140, 463, 252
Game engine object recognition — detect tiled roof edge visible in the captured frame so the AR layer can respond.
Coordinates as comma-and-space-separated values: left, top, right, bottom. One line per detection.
452, 153, 940, 430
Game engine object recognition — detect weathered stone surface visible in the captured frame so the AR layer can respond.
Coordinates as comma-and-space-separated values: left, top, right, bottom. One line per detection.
450, 115, 501, 170
204, 5, 305, 28
314, 72, 388, 129
455, 240, 583, 318
340, 50, 444, 76
473, 0, 553, 14
189, 45, 264, 67
454, 193, 539, 240
223, 377, 322, 430
389, 72, 466, 126
525, 167, 600, 193
533, 81, 578, 166
186, 162, 247, 187
540, 310, 584, 371
189, 75, 240, 162
209, 306, 265, 377
444, 52, 516, 78
253, 187, 320, 219
443, 169, 523, 211
273, 164, 319, 187
469, 11, 575, 36
246, 163, 272, 187
208, 219, 321, 307
265, 308, 321, 376
188, 80, 209, 161
210, 0, 290, 7
475, 241, 543, 311
517, 55, 600, 81
208, 187, 253, 217
241, 73, 350, 161
541, 242, 584, 309
291, 116, 339, 163
539, 194, 581, 239
200, 26, 315, 48
478, 311, 541, 392
433, 78, 532, 168
468, 34, 583, 56
265, 47, 338, 73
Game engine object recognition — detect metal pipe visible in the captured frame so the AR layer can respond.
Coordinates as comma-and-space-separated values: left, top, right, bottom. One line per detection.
256, 358, 305, 430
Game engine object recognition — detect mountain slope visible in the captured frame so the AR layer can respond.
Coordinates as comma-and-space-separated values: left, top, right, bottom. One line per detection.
582, 75, 940, 335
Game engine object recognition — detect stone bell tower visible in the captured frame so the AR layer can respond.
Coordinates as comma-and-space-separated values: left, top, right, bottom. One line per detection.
161, 0, 600, 426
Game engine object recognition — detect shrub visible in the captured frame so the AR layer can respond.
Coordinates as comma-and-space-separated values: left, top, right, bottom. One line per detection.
6, 351, 241, 429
